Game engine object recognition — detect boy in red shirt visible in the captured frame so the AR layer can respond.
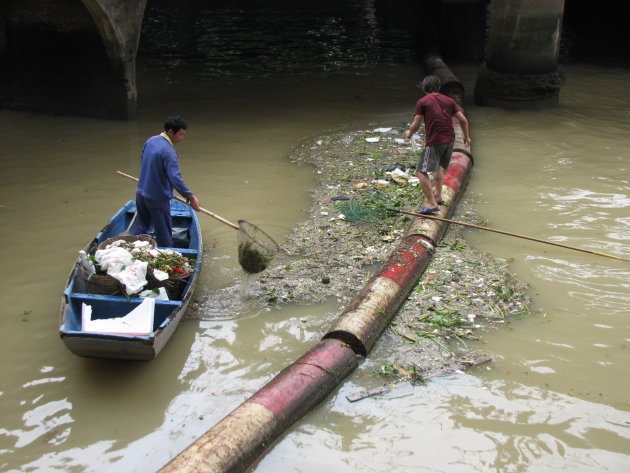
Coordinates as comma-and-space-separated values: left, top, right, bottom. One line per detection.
405, 75, 470, 214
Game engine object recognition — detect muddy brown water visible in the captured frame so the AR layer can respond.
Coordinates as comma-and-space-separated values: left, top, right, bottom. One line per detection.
1, 8, 630, 471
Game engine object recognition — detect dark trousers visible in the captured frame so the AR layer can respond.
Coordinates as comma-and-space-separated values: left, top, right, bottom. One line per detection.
131, 193, 173, 247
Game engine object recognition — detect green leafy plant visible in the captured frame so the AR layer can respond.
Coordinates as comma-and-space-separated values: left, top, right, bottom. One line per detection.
426, 308, 466, 329
137, 249, 195, 275
449, 239, 466, 251
493, 285, 517, 302
101, 239, 195, 276
374, 364, 400, 377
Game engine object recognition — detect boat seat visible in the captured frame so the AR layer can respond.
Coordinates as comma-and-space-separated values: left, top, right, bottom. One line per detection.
69, 292, 180, 307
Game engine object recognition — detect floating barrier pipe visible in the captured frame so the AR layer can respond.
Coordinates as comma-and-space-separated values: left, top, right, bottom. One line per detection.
324, 53, 473, 357
323, 235, 434, 356
325, 151, 473, 356
159, 338, 358, 473
158, 58, 473, 473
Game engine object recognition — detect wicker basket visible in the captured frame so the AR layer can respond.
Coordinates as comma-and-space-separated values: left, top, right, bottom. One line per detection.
97, 234, 157, 250
80, 265, 123, 296
79, 235, 155, 296
146, 269, 191, 300
86, 235, 191, 299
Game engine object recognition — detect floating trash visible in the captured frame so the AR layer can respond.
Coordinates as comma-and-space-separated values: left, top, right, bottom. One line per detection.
372, 179, 389, 188
385, 163, 408, 172
238, 240, 272, 274
237, 221, 280, 274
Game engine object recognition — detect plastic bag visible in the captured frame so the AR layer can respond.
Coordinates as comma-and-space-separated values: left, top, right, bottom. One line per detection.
107, 260, 148, 295
95, 247, 148, 295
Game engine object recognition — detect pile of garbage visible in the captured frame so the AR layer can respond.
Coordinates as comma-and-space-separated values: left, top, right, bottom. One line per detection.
81, 239, 194, 298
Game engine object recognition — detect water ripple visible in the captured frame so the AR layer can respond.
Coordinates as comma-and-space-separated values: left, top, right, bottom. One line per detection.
525, 256, 630, 314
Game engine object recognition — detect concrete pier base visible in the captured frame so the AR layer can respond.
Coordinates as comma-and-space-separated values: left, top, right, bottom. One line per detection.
475, 64, 566, 109
475, 0, 566, 109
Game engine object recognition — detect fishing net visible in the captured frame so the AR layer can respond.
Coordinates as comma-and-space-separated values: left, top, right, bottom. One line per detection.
237, 220, 281, 274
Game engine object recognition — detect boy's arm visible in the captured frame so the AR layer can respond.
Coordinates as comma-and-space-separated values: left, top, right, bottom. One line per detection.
405, 114, 423, 139
454, 110, 471, 147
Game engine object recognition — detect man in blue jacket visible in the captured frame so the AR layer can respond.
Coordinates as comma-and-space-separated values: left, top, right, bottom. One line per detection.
131, 116, 201, 246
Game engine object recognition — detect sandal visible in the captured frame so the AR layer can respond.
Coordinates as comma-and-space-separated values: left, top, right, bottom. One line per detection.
418, 206, 439, 215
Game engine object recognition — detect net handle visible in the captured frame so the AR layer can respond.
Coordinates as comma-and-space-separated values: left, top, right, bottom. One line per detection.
116, 171, 239, 230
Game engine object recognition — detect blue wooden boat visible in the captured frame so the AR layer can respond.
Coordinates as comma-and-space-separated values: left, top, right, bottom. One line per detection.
60, 200, 202, 361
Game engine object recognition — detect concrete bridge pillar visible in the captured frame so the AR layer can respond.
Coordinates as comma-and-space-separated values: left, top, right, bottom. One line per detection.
1, 0, 147, 119
80, 0, 148, 119
474, 0, 566, 109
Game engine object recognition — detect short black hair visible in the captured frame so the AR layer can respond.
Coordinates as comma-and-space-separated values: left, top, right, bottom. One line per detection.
164, 116, 188, 133
421, 75, 441, 94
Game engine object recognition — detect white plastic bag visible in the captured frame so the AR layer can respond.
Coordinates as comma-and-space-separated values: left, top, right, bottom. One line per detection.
95, 247, 134, 270
139, 287, 170, 300
107, 260, 148, 295
95, 247, 148, 295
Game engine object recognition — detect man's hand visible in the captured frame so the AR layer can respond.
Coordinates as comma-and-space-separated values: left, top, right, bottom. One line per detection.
187, 194, 201, 211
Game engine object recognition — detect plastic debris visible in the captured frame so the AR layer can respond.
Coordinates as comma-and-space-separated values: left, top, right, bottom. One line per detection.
385, 163, 408, 172
139, 287, 170, 300
385, 168, 410, 184
82, 297, 155, 334
79, 250, 96, 274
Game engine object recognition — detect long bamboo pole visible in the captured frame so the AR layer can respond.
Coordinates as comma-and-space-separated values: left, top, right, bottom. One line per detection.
388, 208, 630, 263
116, 170, 239, 230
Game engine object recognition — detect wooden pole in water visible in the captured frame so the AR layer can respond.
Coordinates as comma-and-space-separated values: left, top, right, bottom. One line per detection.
389, 208, 630, 263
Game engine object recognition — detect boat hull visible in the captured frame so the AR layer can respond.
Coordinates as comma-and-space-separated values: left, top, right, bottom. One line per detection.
59, 200, 202, 361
